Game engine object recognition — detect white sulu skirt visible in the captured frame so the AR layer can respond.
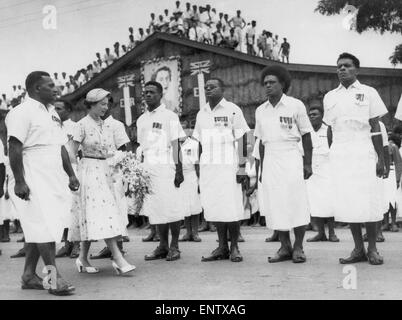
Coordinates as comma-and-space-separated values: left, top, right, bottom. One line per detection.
180, 169, 202, 217
306, 155, 334, 218
329, 137, 383, 223
10, 146, 71, 243
141, 163, 185, 224
260, 142, 310, 230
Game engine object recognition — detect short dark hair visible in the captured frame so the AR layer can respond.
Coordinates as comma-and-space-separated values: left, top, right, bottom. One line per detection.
337, 52, 360, 68
55, 98, 73, 112
260, 65, 291, 93
144, 81, 163, 94
25, 71, 50, 93
208, 78, 225, 89
309, 105, 324, 116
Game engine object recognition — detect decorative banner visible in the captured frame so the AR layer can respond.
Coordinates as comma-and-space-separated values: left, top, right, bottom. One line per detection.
117, 73, 135, 126
117, 74, 135, 88
190, 60, 211, 75
190, 60, 211, 108
141, 56, 183, 116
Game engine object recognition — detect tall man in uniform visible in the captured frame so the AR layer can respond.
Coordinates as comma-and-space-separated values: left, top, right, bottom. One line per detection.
54, 99, 81, 259
194, 78, 250, 263
6, 71, 79, 295
255, 65, 313, 263
138, 81, 186, 261
323, 53, 387, 265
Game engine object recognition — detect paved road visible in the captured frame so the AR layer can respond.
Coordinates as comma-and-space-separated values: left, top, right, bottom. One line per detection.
0, 226, 401, 300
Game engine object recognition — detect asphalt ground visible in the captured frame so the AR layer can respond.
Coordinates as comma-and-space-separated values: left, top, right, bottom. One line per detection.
0, 226, 401, 300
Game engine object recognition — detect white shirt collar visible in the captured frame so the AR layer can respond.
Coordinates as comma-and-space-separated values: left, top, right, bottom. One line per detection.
203, 98, 228, 113
147, 103, 166, 114
336, 79, 361, 91
262, 94, 289, 109
26, 96, 52, 112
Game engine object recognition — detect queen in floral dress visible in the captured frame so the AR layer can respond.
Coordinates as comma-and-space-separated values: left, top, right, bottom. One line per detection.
69, 88, 135, 275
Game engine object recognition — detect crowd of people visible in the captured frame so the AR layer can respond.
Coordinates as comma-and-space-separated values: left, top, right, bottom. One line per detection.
1, 51, 401, 296
1, 1, 291, 109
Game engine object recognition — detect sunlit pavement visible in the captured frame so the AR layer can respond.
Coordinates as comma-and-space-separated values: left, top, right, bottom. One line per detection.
0, 226, 401, 300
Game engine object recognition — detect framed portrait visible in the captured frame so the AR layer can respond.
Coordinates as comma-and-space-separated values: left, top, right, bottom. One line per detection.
141, 56, 183, 115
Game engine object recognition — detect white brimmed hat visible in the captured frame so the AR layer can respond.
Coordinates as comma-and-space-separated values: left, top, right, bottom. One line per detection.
85, 88, 110, 103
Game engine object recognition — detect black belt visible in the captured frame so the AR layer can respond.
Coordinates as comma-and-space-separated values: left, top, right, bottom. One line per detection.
83, 156, 106, 160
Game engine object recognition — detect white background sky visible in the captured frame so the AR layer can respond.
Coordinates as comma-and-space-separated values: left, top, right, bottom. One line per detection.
0, 0, 401, 97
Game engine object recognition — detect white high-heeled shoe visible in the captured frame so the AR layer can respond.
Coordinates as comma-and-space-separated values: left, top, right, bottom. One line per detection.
111, 261, 136, 275
75, 258, 100, 274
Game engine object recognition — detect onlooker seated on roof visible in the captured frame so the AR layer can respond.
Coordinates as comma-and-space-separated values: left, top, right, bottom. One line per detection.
163, 9, 171, 26
86, 64, 94, 80
121, 44, 128, 54
224, 28, 239, 50
104, 47, 116, 66
155, 14, 167, 32
169, 11, 185, 36
212, 23, 225, 46
93, 60, 101, 74
145, 28, 152, 39
114, 42, 120, 58
191, 5, 200, 25
137, 28, 147, 44
128, 34, 135, 50
65, 82, 74, 94
149, 13, 157, 34
188, 20, 204, 42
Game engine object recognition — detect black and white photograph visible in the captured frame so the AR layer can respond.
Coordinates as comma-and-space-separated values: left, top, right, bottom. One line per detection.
0, 0, 402, 305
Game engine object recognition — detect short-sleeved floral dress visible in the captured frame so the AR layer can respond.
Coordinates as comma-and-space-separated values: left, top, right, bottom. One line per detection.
69, 115, 127, 241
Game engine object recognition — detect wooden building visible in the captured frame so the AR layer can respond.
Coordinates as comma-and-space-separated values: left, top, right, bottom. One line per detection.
65, 32, 402, 134
1, 32, 401, 146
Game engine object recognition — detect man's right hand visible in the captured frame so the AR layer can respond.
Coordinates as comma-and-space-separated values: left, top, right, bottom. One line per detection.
15, 181, 30, 201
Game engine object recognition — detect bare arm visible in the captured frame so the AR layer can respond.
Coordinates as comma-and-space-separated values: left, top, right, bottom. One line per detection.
61, 146, 75, 178
259, 139, 264, 182
8, 136, 29, 200
0, 163, 4, 198
327, 125, 333, 147
369, 117, 385, 177
392, 144, 402, 187
302, 133, 313, 179
172, 139, 183, 187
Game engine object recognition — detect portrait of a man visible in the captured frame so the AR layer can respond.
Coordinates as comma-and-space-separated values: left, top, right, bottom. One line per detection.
142, 57, 182, 115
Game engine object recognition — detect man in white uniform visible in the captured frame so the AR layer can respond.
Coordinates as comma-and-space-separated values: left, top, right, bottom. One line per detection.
178, 121, 202, 242
138, 81, 186, 261
305, 104, 339, 243
324, 53, 387, 265
0, 138, 5, 254
194, 78, 250, 263
255, 65, 313, 263
6, 71, 79, 295
53, 99, 81, 259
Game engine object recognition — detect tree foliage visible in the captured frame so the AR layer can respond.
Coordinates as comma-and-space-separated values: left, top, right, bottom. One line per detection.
315, 0, 402, 65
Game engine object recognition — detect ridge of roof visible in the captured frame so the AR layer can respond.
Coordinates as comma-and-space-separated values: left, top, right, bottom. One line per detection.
64, 32, 402, 101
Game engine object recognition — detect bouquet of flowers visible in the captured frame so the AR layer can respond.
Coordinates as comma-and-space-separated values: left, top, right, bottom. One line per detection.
114, 151, 152, 216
